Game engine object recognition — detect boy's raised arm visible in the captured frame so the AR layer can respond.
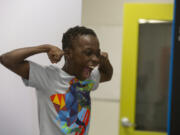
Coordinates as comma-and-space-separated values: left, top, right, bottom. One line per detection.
99, 52, 113, 83
0, 45, 64, 80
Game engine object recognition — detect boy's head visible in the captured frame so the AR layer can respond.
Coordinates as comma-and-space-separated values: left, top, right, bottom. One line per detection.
62, 26, 97, 50
62, 26, 101, 81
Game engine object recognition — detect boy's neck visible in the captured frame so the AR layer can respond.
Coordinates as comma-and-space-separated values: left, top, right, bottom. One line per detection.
62, 64, 74, 77
62, 64, 86, 81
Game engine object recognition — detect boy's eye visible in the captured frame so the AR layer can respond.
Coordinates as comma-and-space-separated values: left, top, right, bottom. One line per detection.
84, 50, 93, 56
83, 49, 101, 57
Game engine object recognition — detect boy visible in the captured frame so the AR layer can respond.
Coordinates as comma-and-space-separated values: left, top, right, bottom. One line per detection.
0, 26, 113, 135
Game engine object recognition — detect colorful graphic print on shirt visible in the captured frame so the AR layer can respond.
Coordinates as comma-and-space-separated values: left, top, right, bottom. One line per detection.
50, 78, 95, 135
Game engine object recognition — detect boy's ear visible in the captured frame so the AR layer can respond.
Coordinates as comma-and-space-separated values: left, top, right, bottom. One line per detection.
64, 48, 72, 59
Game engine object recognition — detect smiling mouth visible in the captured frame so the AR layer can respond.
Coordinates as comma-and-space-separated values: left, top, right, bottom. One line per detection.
82, 65, 97, 79
88, 65, 96, 69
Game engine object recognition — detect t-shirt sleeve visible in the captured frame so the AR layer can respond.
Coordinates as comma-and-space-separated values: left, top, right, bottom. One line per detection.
89, 67, 101, 91
22, 61, 52, 90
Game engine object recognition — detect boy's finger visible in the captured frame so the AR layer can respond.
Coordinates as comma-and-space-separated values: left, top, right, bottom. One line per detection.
58, 49, 64, 55
101, 52, 108, 58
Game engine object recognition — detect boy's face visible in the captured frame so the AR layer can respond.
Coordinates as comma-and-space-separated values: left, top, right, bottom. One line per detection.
69, 35, 100, 81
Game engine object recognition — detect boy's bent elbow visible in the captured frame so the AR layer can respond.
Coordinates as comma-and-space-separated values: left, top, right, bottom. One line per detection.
0, 55, 2, 64
0, 54, 14, 68
0, 54, 7, 66
0, 54, 29, 80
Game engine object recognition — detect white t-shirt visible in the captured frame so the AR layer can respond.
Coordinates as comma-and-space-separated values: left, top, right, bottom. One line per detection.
22, 61, 100, 135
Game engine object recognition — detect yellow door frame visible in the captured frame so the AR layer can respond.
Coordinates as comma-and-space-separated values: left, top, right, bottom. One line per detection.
119, 3, 173, 135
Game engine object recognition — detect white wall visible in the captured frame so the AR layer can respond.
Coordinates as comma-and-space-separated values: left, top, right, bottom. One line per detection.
82, 0, 173, 135
0, 0, 81, 135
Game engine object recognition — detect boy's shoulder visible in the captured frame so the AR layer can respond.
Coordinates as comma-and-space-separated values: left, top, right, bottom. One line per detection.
47, 64, 60, 72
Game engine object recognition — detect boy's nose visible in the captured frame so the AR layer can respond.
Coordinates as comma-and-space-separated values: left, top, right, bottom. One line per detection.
91, 55, 100, 65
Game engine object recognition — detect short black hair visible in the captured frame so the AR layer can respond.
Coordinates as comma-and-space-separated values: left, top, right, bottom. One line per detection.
62, 26, 97, 50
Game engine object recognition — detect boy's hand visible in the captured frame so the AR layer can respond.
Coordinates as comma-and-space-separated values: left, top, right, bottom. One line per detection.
100, 52, 108, 59
99, 51, 113, 82
99, 51, 109, 72
47, 45, 64, 64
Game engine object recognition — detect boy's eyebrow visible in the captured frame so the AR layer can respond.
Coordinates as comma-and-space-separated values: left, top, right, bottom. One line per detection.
84, 48, 101, 52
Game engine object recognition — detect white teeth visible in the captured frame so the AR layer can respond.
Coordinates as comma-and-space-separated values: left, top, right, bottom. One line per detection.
89, 65, 95, 69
